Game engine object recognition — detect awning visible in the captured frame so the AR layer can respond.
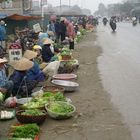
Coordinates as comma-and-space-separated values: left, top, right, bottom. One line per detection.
3, 14, 41, 21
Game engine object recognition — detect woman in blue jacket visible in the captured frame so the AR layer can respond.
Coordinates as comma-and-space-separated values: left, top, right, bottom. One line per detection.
23, 50, 45, 82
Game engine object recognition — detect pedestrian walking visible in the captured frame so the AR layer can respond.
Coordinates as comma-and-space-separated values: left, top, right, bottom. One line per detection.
65, 20, 76, 50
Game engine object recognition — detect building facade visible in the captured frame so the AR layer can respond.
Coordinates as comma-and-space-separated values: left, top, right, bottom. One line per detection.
0, 0, 33, 16
0, 0, 23, 15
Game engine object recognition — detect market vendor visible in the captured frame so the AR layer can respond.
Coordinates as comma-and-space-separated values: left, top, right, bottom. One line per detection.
41, 38, 55, 63
38, 31, 48, 46
0, 58, 13, 99
23, 50, 45, 82
9, 57, 37, 97
33, 45, 42, 64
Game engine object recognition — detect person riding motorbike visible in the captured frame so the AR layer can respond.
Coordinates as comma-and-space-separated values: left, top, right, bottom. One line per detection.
103, 17, 108, 26
110, 17, 117, 32
132, 17, 137, 26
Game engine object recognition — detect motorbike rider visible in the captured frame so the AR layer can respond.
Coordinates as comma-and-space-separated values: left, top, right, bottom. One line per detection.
103, 17, 108, 25
110, 16, 117, 32
132, 16, 137, 26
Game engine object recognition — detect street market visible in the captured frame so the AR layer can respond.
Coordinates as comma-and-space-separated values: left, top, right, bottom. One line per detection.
1, 0, 140, 140
0, 11, 96, 139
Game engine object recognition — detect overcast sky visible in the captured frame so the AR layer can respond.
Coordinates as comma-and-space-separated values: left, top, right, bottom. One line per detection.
47, 0, 123, 13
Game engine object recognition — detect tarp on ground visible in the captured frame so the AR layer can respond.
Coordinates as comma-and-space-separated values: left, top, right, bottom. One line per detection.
3, 14, 41, 21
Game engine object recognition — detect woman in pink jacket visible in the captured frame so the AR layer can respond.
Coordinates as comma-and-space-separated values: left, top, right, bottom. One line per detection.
65, 20, 76, 50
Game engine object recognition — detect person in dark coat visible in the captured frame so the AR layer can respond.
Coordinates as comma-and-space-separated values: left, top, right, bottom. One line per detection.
59, 17, 67, 42
41, 38, 54, 63
55, 19, 61, 43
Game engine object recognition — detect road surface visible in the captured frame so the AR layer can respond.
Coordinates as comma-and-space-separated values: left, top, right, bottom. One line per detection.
97, 22, 140, 140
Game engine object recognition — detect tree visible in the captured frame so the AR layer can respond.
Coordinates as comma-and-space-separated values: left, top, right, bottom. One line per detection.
97, 3, 107, 16
120, 2, 134, 16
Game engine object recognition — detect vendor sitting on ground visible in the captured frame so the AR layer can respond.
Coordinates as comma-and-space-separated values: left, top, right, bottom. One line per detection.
23, 50, 45, 82
32, 45, 42, 64
0, 58, 13, 99
41, 38, 55, 63
9, 57, 36, 97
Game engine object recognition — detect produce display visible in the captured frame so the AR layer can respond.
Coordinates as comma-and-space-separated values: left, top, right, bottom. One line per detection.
58, 59, 79, 74
16, 110, 47, 124
45, 101, 76, 119
0, 20, 89, 140
7, 138, 32, 140
0, 110, 15, 120
22, 92, 66, 109
9, 124, 39, 139
21, 109, 45, 116
49, 102, 74, 114
0, 92, 4, 101
60, 48, 71, 56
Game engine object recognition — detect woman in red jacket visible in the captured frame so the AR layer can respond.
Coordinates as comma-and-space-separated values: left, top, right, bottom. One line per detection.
65, 20, 76, 50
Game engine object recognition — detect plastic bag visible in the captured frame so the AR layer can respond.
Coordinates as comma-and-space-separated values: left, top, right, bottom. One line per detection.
43, 61, 60, 77
4, 97, 17, 108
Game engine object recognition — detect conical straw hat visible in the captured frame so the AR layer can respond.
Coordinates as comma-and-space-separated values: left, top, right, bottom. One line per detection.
12, 57, 33, 71
43, 38, 54, 45
33, 45, 42, 50
47, 31, 54, 36
23, 50, 37, 60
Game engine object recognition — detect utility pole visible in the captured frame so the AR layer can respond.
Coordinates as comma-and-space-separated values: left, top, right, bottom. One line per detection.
41, 0, 44, 30
69, 0, 71, 8
60, 0, 62, 15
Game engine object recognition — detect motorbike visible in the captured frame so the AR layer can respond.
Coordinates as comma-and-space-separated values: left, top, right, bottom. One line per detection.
103, 18, 108, 26
110, 21, 117, 32
132, 20, 137, 26
103, 20, 107, 26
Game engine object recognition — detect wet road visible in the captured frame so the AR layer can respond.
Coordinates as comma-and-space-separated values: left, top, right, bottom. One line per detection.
97, 22, 140, 140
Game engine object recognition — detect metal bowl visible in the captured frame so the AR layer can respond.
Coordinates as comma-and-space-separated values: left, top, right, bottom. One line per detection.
45, 101, 76, 119
52, 74, 77, 80
51, 80, 79, 92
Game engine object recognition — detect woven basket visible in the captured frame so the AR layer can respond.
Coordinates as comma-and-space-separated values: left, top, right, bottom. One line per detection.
16, 110, 47, 124
43, 85, 65, 93
61, 55, 71, 60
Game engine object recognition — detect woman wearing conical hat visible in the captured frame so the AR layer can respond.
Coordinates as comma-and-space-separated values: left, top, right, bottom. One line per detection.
23, 50, 45, 82
9, 57, 36, 96
0, 58, 13, 99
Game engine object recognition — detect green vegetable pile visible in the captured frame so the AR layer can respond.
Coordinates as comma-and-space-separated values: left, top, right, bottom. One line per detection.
21, 109, 45, 116
10, 124, 39, 139
54, 43, 63, 49
49, 102, 74, 114
22, 92, 66, 109
61, 48, 71, 56
7, 138, 32, 140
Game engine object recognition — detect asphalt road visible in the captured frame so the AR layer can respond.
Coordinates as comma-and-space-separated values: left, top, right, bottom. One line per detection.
97, 22, 140, 140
